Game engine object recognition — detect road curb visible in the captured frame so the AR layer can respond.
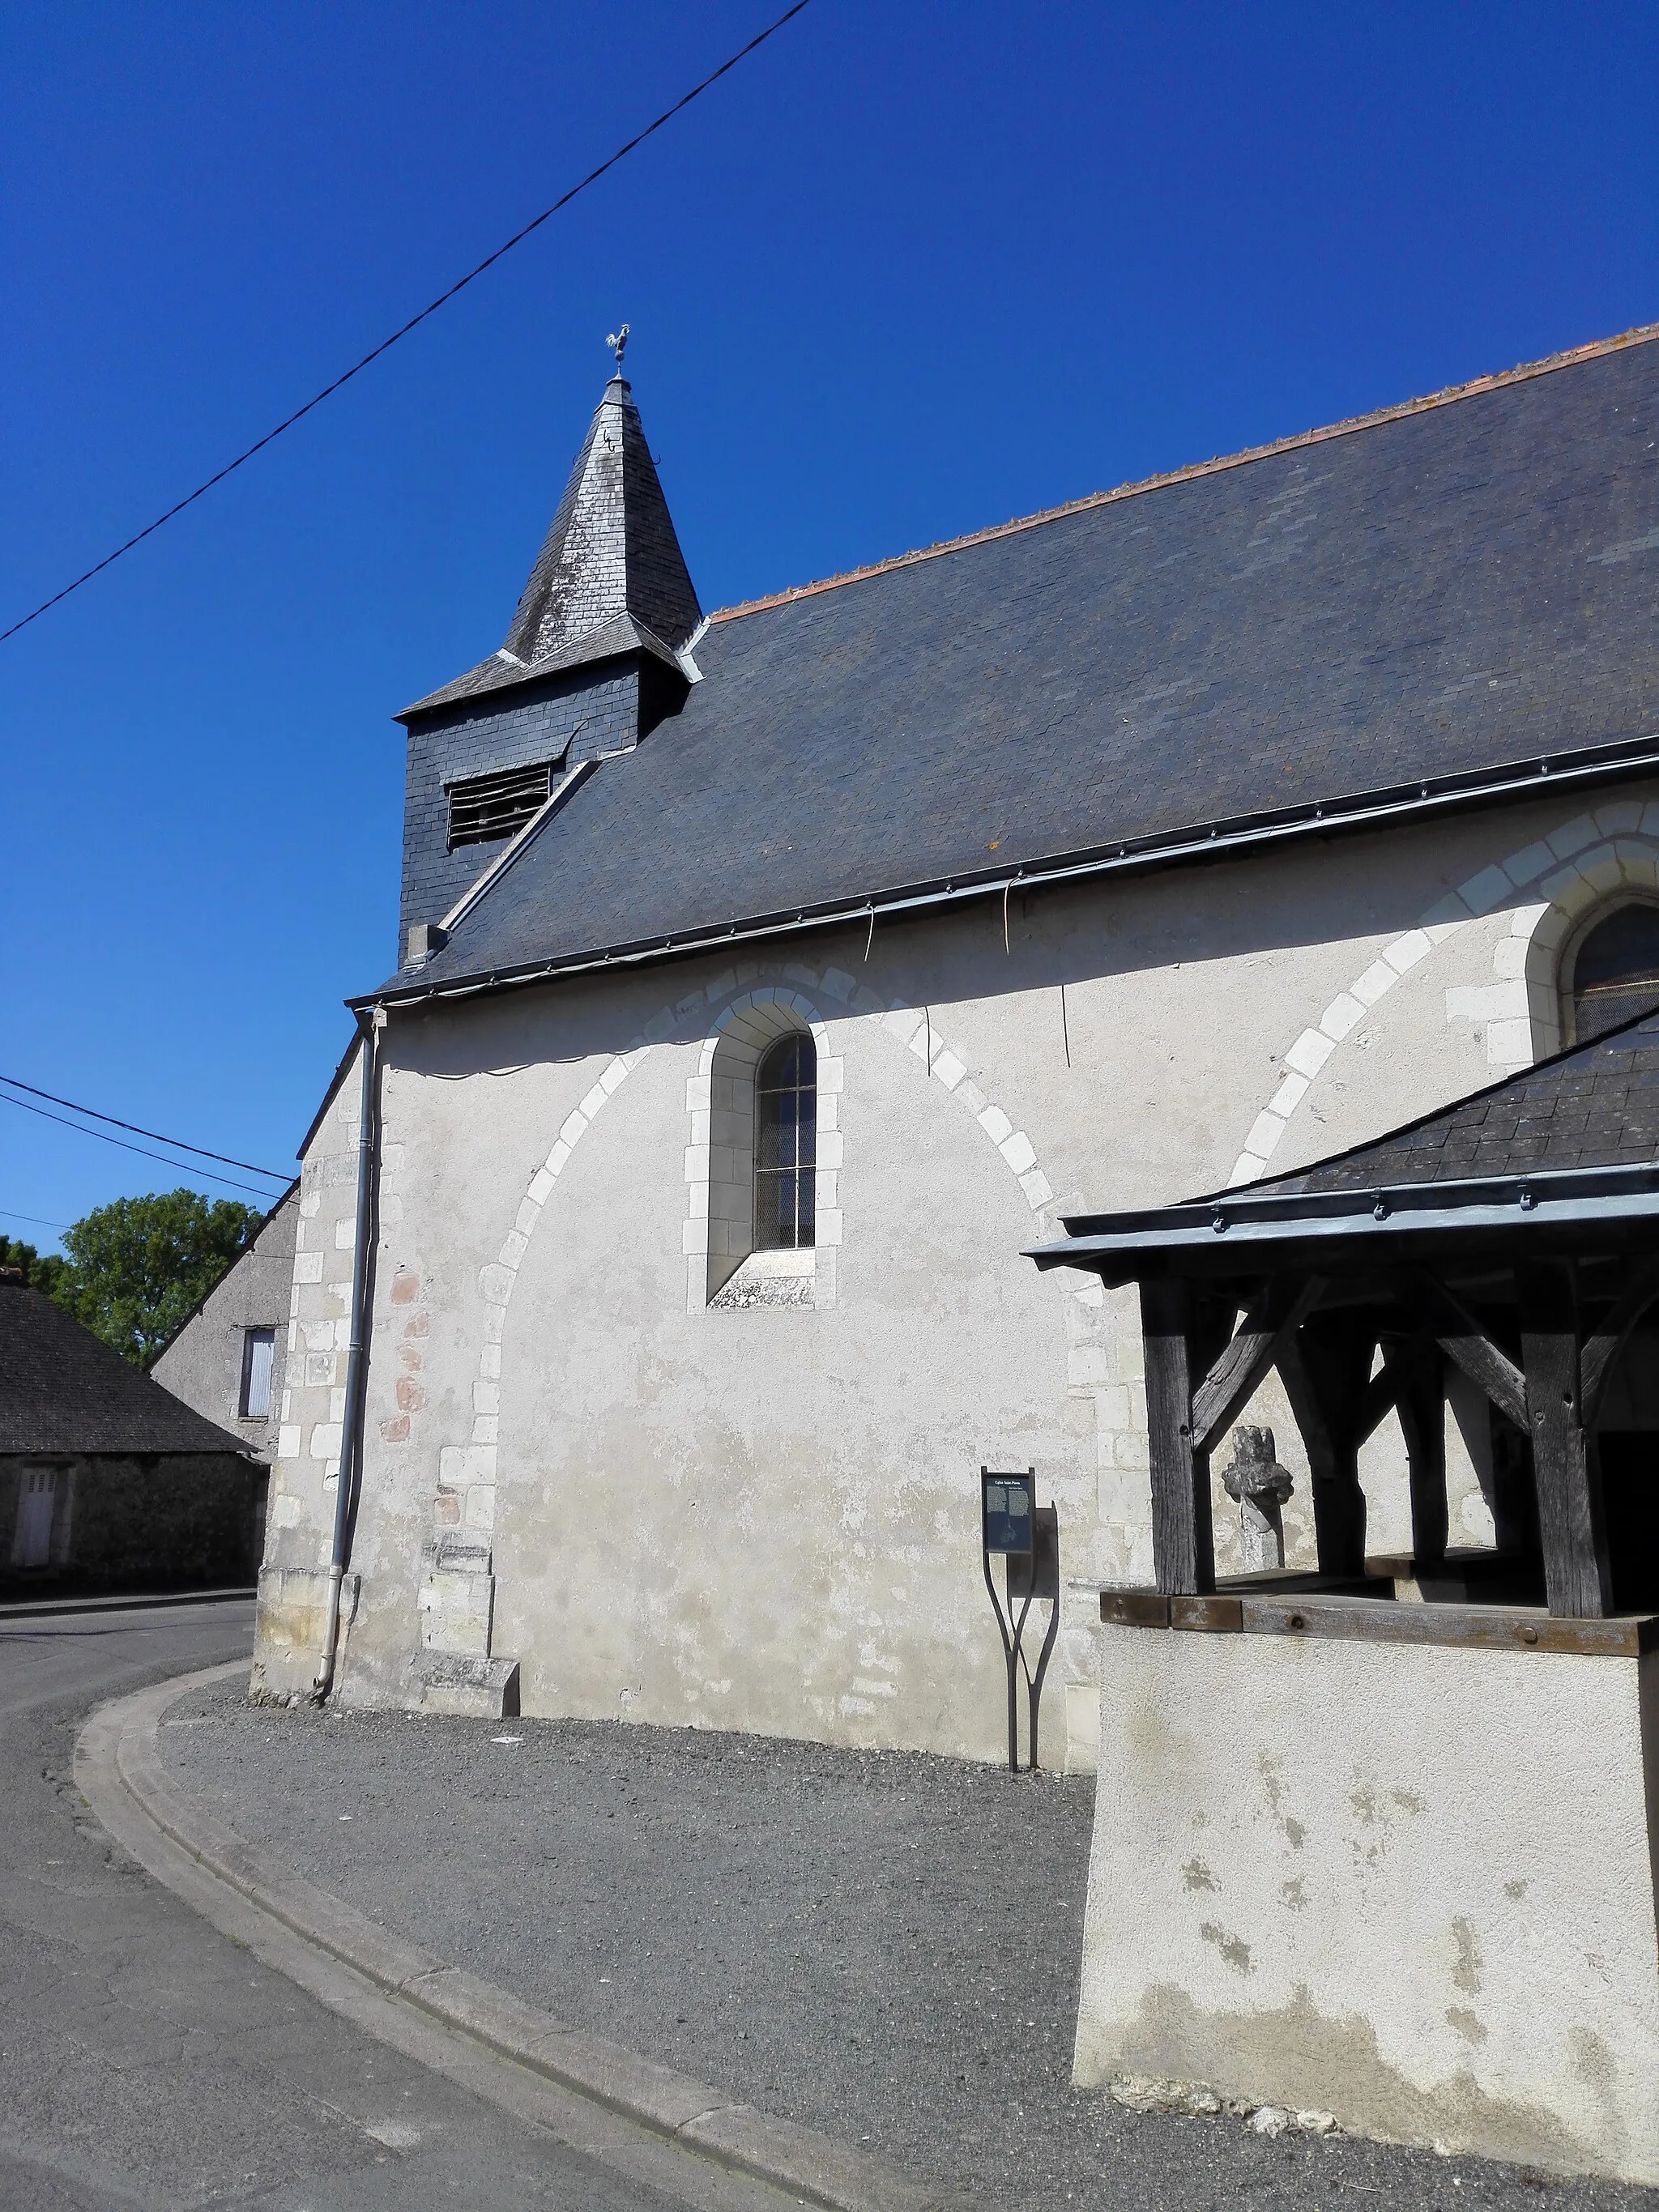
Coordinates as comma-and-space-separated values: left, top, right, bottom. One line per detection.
0, 1586, 255, 1619
76, 1665, 951, 2212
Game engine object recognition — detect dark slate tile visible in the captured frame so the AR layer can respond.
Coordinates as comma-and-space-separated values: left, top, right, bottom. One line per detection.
397, 338, 1659, 994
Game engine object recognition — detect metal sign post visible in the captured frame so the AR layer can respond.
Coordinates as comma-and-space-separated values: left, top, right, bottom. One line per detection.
980, 1467, 1060, 1773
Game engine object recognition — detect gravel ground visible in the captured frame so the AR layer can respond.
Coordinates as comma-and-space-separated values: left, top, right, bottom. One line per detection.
161, 1688, 1658, 2212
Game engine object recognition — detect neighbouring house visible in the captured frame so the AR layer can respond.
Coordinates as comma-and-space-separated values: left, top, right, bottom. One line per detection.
1, 1274, 262, 1595
254, 326, 1659, 1765
154, 1186, 300, 1511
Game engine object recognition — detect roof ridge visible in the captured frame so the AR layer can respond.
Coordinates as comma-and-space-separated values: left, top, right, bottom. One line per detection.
710, 322, 1659, 625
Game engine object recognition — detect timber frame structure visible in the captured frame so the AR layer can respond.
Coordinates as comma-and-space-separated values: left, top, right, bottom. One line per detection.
1030, 1008, 1659, 1620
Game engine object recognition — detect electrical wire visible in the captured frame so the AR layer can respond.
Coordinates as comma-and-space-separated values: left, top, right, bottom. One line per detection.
0, 1, 814, 646
0, 1092, 283, 1200
0, 1208, 69, 1232
0, 1073, 288, 1178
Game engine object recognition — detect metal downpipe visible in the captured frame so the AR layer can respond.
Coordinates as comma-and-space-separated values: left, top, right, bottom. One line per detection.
314, 1008, 382, 1698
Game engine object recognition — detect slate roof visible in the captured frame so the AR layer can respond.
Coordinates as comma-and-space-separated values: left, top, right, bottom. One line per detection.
394, 326, 1659, 997
1244, 1005, 1659, 1198
0, 1285, 251, 1457
403, 376, 702, 717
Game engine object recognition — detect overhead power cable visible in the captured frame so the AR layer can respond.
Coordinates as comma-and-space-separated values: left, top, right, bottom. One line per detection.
0, 1074, 289, 1178
1, 1208, 70, 1232
0, 1091, 284, 1201
0, 0, 813, 646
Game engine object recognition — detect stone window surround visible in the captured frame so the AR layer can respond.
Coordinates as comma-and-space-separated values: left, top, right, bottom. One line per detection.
1553, 889, 1659, 1048
684, 989, 842, 1311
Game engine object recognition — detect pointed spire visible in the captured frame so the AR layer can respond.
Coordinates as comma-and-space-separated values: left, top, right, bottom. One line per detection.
502, 370, 702, 665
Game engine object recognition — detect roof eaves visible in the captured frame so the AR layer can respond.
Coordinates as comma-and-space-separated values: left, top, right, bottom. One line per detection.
1026, 1160, 1659, 1277
396, 616, 684, 724
351, 727, 1659, 1015
710, 322, 1659, 626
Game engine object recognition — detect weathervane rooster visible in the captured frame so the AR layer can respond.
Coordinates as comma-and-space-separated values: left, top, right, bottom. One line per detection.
607, 323, 630, 370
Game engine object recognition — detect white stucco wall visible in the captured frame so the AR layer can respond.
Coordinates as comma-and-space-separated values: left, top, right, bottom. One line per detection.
1075, 1624, 1659, 2181
255, 779, 1659, 1756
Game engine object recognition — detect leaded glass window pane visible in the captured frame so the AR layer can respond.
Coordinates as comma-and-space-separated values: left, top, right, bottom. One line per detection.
754, 1034, 817, 1250
1572, 903, 1659, 1042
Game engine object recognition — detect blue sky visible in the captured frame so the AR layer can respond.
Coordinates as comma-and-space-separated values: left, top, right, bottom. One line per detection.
4, 1, 1657, 1247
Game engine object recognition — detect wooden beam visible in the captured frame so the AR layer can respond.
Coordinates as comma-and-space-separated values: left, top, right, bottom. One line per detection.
1580, 1257, 1659, 1426
1139, 1277, 1215, 1598
1410, 1272, 1529, 1430
1386, 1336, 1448, 1569
1278, 1315, 1374, 1578
1190, 1275, 1325, 1457
1518, 1262, 1613, 1619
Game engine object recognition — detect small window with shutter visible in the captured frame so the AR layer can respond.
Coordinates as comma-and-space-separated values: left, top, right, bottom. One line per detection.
241, 1328, 276, 1420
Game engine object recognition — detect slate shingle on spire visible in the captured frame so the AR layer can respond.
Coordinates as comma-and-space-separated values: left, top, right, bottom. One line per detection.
507, 373, 702, 661
403, 373, 702, 718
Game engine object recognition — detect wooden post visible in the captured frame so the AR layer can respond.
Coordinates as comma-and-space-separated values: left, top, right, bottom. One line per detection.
1387, 1336, 1448, 1570
1139, 1277, 1215, 1596
1517, 1261, 1612, 1618
1278, 1315, 1374, 1578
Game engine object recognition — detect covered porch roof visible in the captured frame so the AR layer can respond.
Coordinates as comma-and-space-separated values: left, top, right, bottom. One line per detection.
1027, 1009, 1659, 1620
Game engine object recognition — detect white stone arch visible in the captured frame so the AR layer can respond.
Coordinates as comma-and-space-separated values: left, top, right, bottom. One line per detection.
1513, 843, 1659, 1055
1227, 798, 1659, 1187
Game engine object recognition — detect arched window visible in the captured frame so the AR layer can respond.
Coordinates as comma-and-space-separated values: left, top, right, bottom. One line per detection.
754, 1034, 817, 1250
1566, 901, 1659, 1044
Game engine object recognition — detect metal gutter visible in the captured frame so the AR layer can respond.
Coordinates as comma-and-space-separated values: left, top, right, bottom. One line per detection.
1026, 1160, 1659, 1273
352, 731, 1659, 1015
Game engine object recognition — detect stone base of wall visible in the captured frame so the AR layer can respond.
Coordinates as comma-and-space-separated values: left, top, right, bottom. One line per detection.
411, 1652, 522, 1718
1075, 1622, 1659, 2182
249, 1566, 359, 1700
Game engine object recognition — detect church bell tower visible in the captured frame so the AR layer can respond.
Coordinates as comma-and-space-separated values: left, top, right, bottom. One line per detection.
393, 352, 702, 967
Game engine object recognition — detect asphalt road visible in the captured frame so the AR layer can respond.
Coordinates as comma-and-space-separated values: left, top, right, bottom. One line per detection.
0, 1600, 737, 2212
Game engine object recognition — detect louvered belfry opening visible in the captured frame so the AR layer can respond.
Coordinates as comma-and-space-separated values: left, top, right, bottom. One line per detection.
446, 760, 555, 850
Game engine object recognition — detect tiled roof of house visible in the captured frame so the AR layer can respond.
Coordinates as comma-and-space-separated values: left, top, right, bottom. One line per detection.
1243, 1005, 1659, 1197
0, 1285, 251, 1457
396, 326, 1659, 994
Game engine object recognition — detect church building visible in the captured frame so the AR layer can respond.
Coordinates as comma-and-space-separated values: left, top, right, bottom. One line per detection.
252, 326, 1659, 1765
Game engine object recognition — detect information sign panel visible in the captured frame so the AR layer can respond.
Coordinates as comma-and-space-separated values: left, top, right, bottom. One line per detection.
983, 1468, 1035, 1555
978, 1465, 1059, 1773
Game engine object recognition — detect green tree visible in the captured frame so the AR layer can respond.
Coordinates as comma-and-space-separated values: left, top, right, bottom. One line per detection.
0, 1234, 73, 1301
55, 1191, 262, 1368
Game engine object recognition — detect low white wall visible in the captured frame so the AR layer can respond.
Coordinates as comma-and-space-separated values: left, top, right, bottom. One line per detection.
1077, 1625, 1659, 2180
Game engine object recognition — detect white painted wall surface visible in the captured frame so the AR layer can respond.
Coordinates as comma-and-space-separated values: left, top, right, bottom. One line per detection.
255, 781, 1659, 1757
1075, 1625, 1659, 2181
